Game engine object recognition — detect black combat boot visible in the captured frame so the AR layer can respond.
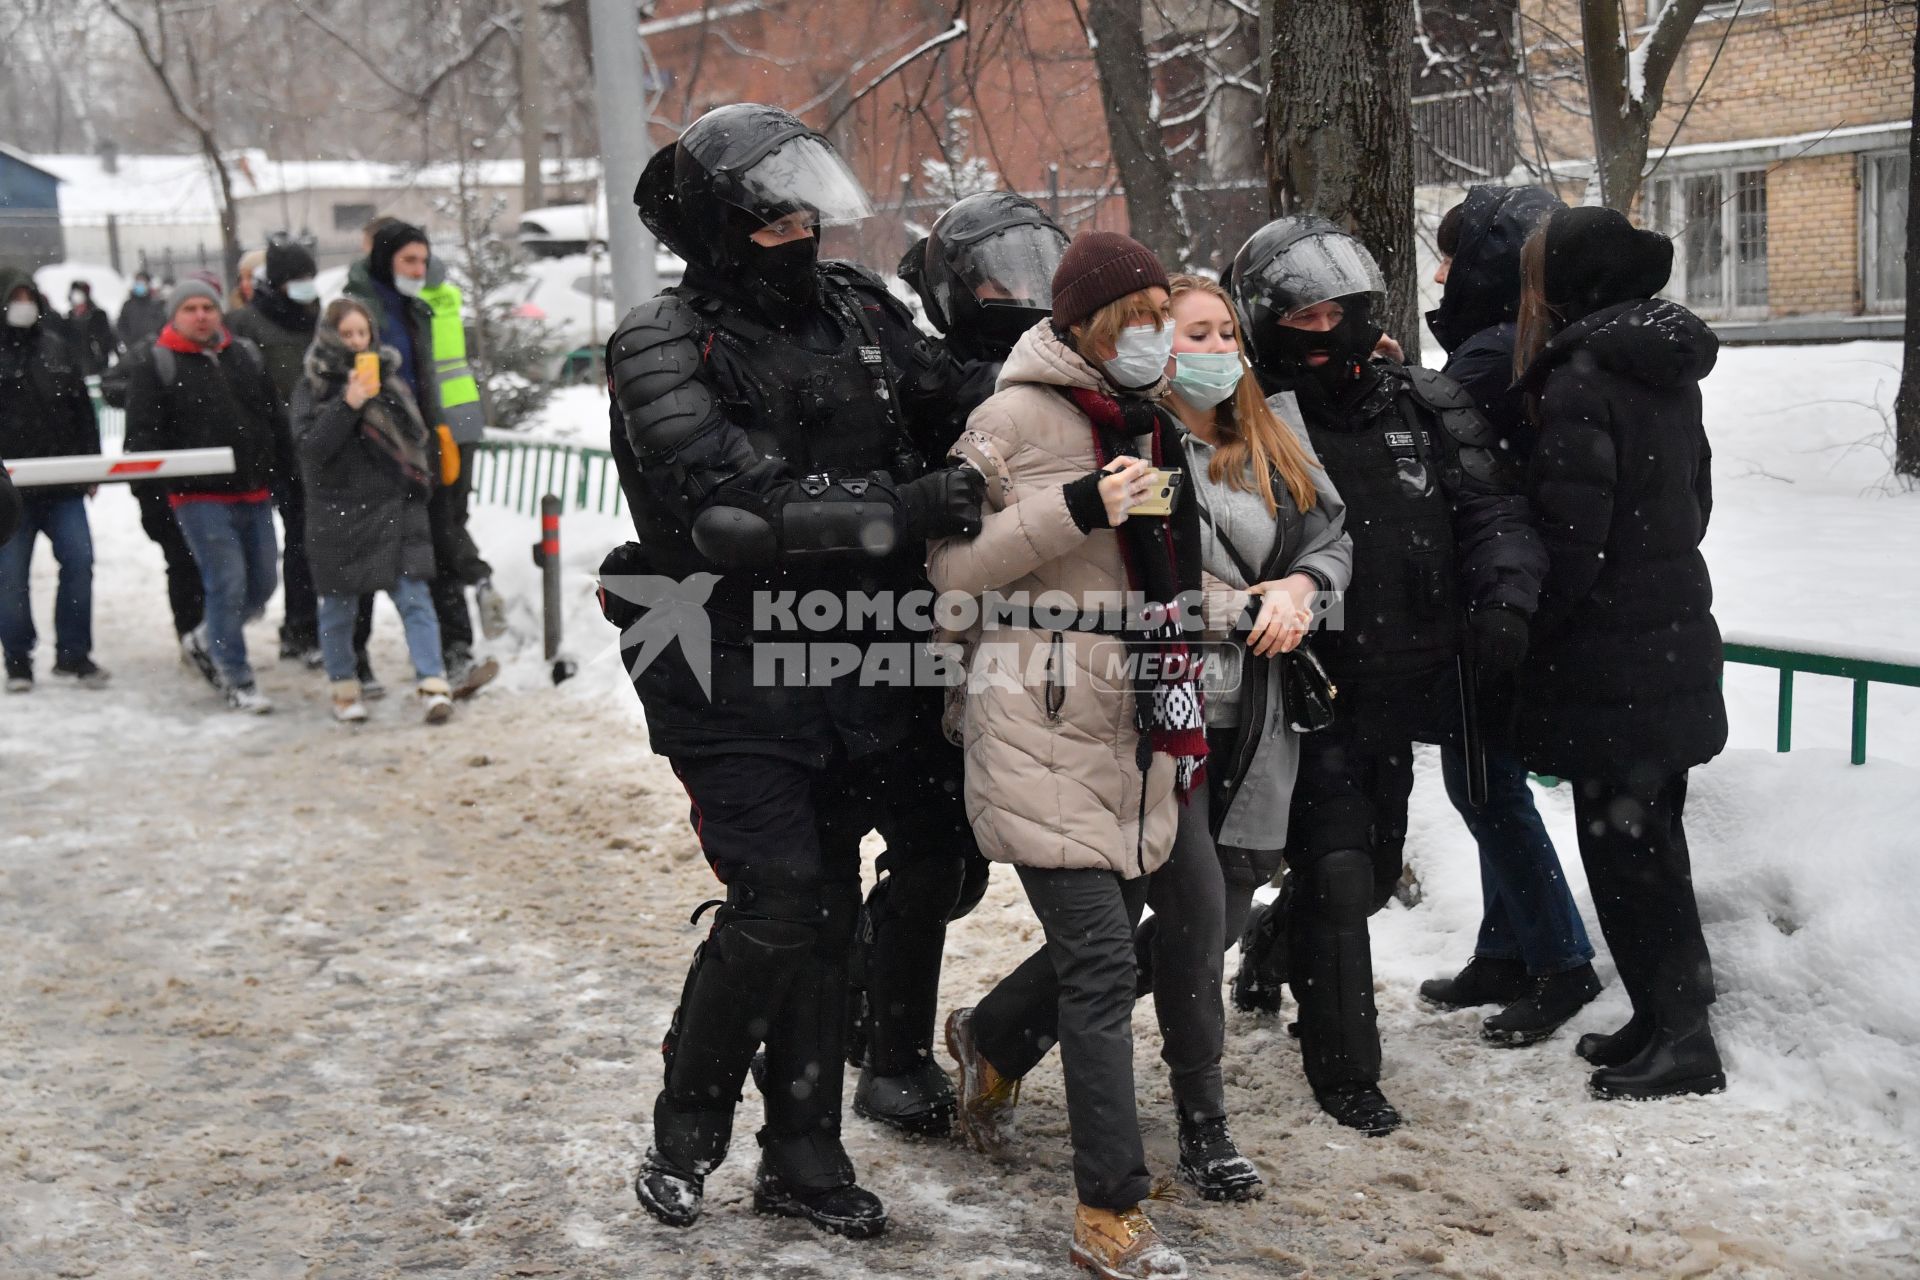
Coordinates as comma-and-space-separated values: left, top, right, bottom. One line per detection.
1418, 955, 1528, 1009
1176, 1108, 1265, 1202
1481, 963, 1603, 1046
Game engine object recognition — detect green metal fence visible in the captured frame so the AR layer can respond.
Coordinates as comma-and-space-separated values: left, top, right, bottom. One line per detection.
471, 438, 623, 518
1723, 635, 1920, 766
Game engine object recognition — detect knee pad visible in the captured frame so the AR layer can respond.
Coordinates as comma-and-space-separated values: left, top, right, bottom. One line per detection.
1303, 849, 1376, 928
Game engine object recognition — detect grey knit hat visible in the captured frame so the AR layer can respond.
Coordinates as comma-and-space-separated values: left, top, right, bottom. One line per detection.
166, 278, 223, 318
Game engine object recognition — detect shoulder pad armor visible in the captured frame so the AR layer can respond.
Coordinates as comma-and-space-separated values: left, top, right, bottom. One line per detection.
821, 259, 916, 329
605, 292, 721, 462
1398, 364, 1477, 414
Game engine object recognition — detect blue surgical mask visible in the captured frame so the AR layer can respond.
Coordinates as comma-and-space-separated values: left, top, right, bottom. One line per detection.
1170, 351, 1244, 409
132, 283, 150, 298
286, 279, 319, 304
1104, 323, 1175, 390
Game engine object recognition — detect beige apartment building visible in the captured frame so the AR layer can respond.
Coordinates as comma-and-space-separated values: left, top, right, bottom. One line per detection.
1512, 0, 1911, 340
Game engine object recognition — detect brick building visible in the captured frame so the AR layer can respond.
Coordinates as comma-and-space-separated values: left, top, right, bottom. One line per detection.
636, 0, 1268, 270
1513, 0, 1911, 340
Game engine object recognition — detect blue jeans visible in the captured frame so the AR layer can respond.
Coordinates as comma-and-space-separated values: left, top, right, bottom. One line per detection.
0, 494, 94, 664
173, 499, 279, 689
1441, 742, 1595, 976
317, 579, 444, 684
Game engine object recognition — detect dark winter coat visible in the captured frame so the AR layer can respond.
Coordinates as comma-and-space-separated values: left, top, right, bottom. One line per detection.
0, 270, 100, 501
343, 256, 442, 432
1513, 298, 1727, 780
117, 291, 167, 349
289, 329, 436, 597
121, 328, 286, 498
1428, 184, 1565, 454
63, 304, 120, 377
227, 289, 319, 402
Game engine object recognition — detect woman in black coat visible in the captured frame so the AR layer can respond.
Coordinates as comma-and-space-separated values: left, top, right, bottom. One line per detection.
291, 299, 452, 725
1512, 206, 1727, 1102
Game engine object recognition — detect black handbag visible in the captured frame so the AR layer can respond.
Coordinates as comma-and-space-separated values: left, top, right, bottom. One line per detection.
1194, 496, 1337, 734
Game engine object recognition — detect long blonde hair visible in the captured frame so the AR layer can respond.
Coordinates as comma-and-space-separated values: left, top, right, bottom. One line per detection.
1168, 274, 1318, 515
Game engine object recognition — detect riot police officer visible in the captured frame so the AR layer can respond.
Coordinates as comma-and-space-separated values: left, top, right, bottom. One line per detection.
1226, 217, 1546, 1136
600, 104, 983, 1237
841, 191, 1069, 1137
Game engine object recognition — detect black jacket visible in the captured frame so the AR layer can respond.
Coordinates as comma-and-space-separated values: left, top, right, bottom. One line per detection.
0, 271, 100, 501
227, 290, 319, 403
122, 332, 287, 498
117, 292, 168, 348
1428, 185, 1565, 455
603, 259, 966, 766
63, 305, 120, 377
0, 459, 17, 545
1513, 298, 1727, 779
289, 332, 436, 597
1282, 360, 1548, 695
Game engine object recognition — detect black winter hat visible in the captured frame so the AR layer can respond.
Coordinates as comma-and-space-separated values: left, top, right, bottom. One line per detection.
369, 221, 430, 287
1543, 205, 1673, 321
266, 241, 317, 288
1050, 231, 1170, 329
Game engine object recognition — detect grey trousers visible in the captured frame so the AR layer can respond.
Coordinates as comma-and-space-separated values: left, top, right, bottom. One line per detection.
1131, 784, 1281, 1120
972, 865, 1152, 1210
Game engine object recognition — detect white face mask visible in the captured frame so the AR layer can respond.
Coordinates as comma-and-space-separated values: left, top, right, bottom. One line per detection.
6, 300, 38, 329
285, 279, 320, 304
394, 273, 425, 299
1105, 322, 1175, 389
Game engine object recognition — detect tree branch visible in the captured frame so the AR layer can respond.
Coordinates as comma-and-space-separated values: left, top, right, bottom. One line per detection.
825, 4, 969, 131
1640, 0, 1712, 109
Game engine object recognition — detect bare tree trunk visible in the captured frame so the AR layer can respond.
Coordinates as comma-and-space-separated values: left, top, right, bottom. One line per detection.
1578, 0, 1709, 211
519, 0, 546, 212
1895, 15, 1920, 482
1084, 0, 1190, 268
1265, 0, 1419, 361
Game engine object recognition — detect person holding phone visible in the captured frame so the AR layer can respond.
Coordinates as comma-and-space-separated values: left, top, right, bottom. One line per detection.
934, 231, 1198, 1280
289, 298, 452, 724
1128, 273, 1352, 1197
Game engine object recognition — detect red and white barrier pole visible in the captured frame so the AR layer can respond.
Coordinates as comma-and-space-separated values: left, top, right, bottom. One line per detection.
5, 448, 237, 489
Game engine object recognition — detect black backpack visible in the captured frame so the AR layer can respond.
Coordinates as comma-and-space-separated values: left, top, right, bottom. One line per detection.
99, 337, 265, 409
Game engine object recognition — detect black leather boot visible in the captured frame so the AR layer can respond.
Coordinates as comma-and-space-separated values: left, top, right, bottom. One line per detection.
1589, 1015, 1725, 1101
1230, 875, 1294, 1013
1313, 1083, 1403, 1136
1481, 963, 1603, 1046
1418, 955, 1528, 1009
1176, 1107, 1265, 1201
1576, 1012, 1653, 1066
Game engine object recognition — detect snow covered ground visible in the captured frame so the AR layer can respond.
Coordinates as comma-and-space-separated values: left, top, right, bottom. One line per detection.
1, 342, 1916, 1276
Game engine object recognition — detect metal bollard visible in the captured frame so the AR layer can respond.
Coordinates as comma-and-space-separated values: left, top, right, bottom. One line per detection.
532, 495, 576, 684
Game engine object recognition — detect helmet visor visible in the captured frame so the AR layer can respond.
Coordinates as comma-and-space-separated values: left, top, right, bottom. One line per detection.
731, 133, 875, 229
940, 223, 1068, 317
1244, 234, 1386, 315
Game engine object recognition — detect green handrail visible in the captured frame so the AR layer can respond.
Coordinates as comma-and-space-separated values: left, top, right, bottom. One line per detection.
1723, 637, 1920, 766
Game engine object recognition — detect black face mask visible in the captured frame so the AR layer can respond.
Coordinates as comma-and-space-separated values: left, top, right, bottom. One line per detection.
1256, 301, 1383, 397
752, 237, 821, 310
955, 301, 1045, 363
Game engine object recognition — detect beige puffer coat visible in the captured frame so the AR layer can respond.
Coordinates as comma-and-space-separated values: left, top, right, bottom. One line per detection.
928, 323, 1192, 880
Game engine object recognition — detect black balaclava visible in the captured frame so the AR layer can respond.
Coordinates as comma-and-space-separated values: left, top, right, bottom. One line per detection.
1256, 293, 1383, 406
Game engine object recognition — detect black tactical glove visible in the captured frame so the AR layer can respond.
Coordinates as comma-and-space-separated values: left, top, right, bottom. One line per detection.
1469, 605, 1530, 676
900, 465, 986, 540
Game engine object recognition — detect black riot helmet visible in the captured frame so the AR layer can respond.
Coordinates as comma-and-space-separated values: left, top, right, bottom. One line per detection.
912, 192, 1068, 360
635, 103, 874, 273
1230, 216, 1388, 388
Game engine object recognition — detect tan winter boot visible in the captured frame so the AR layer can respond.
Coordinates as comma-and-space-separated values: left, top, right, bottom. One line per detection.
330, 679, 368, 723
1070, 1203, 1188, 1280
945, 1006, 1020, 1154
418, 676, 454, 724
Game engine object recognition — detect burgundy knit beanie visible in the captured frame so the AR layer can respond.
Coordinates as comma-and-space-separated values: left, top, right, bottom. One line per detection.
1050, 231, 1171, 328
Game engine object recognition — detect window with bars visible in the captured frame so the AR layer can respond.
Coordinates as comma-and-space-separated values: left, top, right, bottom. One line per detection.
1646, 168, 1769, 318
1862, 151, 1908, 313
